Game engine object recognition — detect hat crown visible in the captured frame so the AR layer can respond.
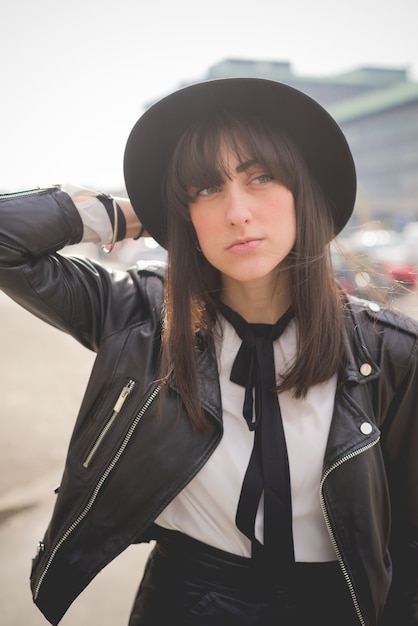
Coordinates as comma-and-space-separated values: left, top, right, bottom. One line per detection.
124, 78, 356, 248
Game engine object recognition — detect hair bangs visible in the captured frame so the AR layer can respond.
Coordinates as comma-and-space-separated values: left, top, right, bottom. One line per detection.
164, 112, 300, 215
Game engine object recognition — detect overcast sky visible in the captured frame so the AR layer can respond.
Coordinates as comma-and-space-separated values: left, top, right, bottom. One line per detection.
1, 0, 417, 191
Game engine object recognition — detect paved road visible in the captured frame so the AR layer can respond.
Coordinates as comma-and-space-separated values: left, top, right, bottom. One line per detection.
1, 275, 417, 625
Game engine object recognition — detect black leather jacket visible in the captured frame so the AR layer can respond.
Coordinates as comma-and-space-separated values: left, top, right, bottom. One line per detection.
1, 188, 418, 625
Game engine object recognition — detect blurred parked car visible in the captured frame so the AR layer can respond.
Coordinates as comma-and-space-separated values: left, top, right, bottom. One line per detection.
331, 243, 395, 300
340, 229, 417, 289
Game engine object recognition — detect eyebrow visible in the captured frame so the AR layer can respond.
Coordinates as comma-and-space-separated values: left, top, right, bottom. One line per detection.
235, 159, 259, 174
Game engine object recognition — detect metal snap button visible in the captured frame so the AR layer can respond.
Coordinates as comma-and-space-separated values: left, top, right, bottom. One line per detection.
360, 422, 373, 435
360, 363, 372, 376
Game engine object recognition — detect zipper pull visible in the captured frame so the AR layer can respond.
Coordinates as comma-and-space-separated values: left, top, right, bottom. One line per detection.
82, 379, 136, 469
113, 380, 136, 413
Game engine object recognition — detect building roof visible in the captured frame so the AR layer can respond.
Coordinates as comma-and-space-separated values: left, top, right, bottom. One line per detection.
328, 81, 418, 122
207, 58, 410, 89
326, 66, 409, 86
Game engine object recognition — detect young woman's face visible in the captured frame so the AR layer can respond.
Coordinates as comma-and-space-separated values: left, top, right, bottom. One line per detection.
188, 147, 296, 288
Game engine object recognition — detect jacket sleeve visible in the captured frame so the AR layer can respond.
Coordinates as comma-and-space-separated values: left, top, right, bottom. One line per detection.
0, 187, 129, 351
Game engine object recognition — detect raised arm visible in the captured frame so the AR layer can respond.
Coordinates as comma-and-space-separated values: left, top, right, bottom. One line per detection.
0, 186, 152, 351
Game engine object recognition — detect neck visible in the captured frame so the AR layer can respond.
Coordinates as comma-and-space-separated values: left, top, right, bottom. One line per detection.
221, 273, 292, 324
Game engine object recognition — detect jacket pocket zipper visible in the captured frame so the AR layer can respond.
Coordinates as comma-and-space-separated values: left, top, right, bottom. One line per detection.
83, 379, 136, 469
33, 383, 161, 601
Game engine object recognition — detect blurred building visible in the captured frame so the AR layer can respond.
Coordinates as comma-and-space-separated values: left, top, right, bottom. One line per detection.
192, 59, 418, 231
328, 81, 418, 228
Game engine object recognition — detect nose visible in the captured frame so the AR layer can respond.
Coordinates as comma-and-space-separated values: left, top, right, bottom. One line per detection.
224, 185, 252, 225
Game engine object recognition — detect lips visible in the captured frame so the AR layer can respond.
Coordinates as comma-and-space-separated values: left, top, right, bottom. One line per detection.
227, 238, 263, 254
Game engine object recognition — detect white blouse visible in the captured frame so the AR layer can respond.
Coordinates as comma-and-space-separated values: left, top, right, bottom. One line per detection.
156, 317, 337, 562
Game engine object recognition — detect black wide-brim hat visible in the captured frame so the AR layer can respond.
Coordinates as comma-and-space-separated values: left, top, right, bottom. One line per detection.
124, 78, 356, 248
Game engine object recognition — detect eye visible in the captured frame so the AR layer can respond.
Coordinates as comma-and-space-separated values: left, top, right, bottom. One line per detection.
196, 185, 220, 197
252, 173, 274, 185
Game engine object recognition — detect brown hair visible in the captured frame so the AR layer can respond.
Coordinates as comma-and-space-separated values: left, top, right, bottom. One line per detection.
160, 111, 347, 429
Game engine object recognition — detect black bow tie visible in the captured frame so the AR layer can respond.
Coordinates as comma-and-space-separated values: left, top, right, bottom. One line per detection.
219, 303, 295, 577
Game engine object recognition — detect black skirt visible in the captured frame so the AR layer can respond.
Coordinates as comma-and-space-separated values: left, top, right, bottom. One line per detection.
128, 527, 360, 626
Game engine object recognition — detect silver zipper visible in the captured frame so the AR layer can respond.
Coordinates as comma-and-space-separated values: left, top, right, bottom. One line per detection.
33, 383, 161, 601
83, 379, 136, 468
0, 187, 52, 200
320, 437, 380, 626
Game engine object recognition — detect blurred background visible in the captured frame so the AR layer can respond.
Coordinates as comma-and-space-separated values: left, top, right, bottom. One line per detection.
1, 0, 418, 623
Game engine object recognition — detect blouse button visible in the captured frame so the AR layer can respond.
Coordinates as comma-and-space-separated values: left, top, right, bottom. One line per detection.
368, 302, 381, 312
360, 363, 372, 376
360, 422, 373, 435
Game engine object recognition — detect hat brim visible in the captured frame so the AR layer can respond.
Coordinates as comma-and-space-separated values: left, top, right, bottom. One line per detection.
124, 78, 356, 248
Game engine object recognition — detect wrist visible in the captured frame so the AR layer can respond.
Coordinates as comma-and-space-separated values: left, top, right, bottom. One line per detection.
96, 194, 126, 242
134, 224, 146, 240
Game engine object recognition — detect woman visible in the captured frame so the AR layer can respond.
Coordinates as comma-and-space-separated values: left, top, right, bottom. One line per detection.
0, 78, 417, 625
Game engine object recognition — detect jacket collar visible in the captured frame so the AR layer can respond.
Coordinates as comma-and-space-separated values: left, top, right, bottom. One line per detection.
167, 333, 223, 426
168, 297, 383, 426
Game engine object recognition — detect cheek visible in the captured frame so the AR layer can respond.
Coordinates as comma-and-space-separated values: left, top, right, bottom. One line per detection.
270, 203, 297, 242
189, 205, 200, 232
283, 197, 297, 238
189, 208, 217, 243
289, 211, 297, 241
